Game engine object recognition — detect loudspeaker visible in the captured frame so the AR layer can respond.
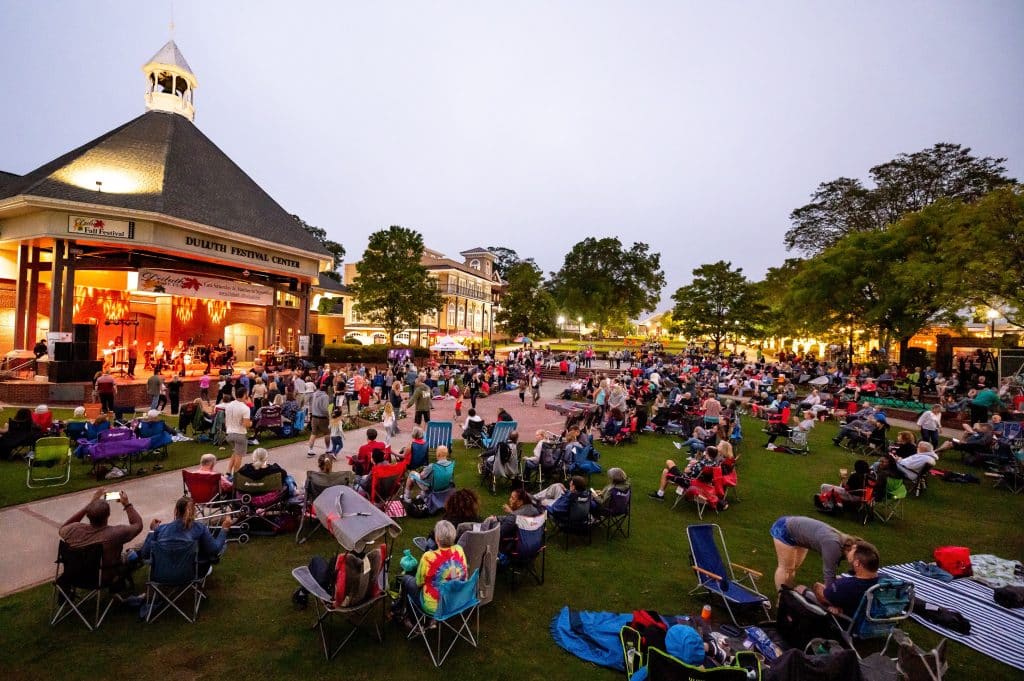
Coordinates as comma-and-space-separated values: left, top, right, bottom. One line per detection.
73, 342, 97, 361
73, 323, 97, 345
310, 333, 325, 357
48, 360, 103, 383
53, 342, 74, 361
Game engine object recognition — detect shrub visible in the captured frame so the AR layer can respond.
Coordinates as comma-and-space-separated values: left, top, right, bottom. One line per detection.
321, 343, 429, 363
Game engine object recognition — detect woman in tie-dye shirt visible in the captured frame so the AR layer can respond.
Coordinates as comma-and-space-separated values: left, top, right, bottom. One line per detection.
400, 520, 468, 617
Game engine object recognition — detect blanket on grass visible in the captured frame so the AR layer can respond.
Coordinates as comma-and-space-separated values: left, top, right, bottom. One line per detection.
881, 562, 1024, 671
550, 608, 632, 671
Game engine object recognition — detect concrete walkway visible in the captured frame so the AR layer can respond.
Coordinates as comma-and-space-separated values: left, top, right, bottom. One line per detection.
0, 381, 570, 597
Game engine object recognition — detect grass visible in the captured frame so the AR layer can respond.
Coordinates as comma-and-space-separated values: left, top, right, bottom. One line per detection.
0, 408, 308, 508
0, 415, 1021, 680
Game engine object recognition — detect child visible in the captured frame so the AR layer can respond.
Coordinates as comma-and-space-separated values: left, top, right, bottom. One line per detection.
328, 408, 344, 456
381, 402, 396, 446
455, 391, 464, 418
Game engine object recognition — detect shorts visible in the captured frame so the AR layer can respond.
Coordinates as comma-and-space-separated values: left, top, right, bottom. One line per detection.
226, 432, 248, 456
666, 465, 687, 485
770, 516, 796, 546
311, 415, 329, 437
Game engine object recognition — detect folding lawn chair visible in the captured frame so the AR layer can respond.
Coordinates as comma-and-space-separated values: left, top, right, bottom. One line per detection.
295, 470, 355, 544
482, 420, 517, 449
26, 436, 71, 488
50, 541, 118, 631
882, 628, 948, 681
552, 492, 597, 548
831, 578, 914, 652
597, 487, 631, 540
143, 537, 212, 623
781, 428, 810, 455
989, 450, 1024, 494
504, 512, 547, 589
686, 523, 771, 625
858, 477, 907, 525
252, 404, 284, 440
672, 480, 718, 520
620, 625, 764, 681
424, 421, 453, 452
461, 419, 486, 449
457, 524, 500, 607
367, 460, 408, 515
406, 569, 481, 667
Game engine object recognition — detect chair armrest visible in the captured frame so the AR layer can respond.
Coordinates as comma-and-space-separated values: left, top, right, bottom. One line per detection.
730, 562, 763, 578
292, 566, 332, 603
692, 565, 724, 582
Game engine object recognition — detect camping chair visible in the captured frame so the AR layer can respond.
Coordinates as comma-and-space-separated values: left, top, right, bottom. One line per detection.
50, 541, 117, 631
64, 420, 88, 442
252, 404, 284, 440
424, 421, 453, 452
672, 473, 719, 520
530, 440, 567, 491
552, 492, 597, 548
482, 420, 517, 449
904, 463, 933, 497
504, 512, 547, 589
988, 450, 1024, 494
367, 460, 408, 514
597, 487, 631, 540
233, 471, 291, 535
181, 469, 240, 527
686, 523, 771, 625
457, 523, 501, 607
295, 470, 355, 544
292, 544, 390, 660
26, 436, 72, 488
406, 569, 481, 667
479, 441, 521, 495
461, 419, 486, 449
831, 578, 915, 651
620, 626, 764, 681
882, 628, 948, 681
859, 477, 907, 525
781, 428, 810, 455
136, 419, 172, 459
143, 538, 212, 623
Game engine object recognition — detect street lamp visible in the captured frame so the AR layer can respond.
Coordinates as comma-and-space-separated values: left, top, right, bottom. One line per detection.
987, 307, 999, 338
577, 316, 583, 342
557, 315, 565, 343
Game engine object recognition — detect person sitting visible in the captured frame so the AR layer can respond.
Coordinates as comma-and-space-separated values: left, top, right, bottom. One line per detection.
400, 427, 429, 469
480, 488, 543, 556
792, 540, 880, 617
890, 430, 917, 459
137, 409, 176, 450
394, 519, 468, 628
481, 430, 520, 479
31, 404, 54, 433
601, 408, 625, 440
403, 445, 455, 502
766, 409, 814, 450
355, 439, 394, 496
141, 496, 232, 583
461, 408, 486, 444
833, 412, 879, 448
934, 421, 995, 465
678, 423, 713, 453
235, 448, 296, 496
894, 441, 938, 482
816, 460, 870, 512
592, 467, 630, 516
59, 488, 144, 593
348, 428, 389, 476
412, 488, 483, 552
0, 407, 43, 459
647, 449, 728, 510
65, 406, 90, 440
535, 475, 598, 524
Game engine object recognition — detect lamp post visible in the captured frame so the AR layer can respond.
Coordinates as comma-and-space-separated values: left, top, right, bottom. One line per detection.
557, 315, 565, 343
577, 316, 583, 343
987, 307, 999, 338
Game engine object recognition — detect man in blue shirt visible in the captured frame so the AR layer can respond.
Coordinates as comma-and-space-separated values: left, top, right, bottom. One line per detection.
796, 540, 880, 616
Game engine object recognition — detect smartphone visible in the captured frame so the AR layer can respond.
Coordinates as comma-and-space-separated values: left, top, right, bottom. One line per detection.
104, 491, 121, 501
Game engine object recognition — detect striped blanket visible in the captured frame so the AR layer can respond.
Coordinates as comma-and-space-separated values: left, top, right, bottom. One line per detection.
881, 563, 1024, 671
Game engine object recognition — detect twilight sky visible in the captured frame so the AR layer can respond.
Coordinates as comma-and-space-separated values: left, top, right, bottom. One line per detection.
2, 1, 1022, 309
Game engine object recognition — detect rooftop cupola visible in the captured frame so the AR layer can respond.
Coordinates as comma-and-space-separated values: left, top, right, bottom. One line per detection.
142, 40, 198, 121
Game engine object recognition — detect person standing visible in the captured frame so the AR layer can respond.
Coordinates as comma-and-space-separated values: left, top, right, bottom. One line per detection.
407, 378, 432, 426
95, 370, 117, 414
223, 386, 252, 476
146, 370, 164, 411
916, 404, 943, 448
307, 383, 331, 457
126, 341, 138, 379
167, 374, 182, 415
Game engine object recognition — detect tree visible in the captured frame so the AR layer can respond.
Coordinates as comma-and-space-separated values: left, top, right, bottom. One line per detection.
549, 238, 665, 335
293, 214, 346, 281
494, 261, 557, 338
486, 246, 521, 279
347, 226, 443, 346
671, 261, 750, 354
786, 143, 1013, 254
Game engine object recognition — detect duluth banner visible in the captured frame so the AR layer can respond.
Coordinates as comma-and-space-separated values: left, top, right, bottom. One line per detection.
137, 269, 274, 306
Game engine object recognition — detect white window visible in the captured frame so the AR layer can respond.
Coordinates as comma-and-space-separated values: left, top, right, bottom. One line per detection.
470, 259, 480, 270
447, 303, 456, 327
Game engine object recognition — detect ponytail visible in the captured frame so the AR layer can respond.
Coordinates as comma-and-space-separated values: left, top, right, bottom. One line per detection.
175, 496, 196, 530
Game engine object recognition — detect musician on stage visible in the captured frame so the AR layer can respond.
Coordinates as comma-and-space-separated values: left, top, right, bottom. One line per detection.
153, 341, 166, 374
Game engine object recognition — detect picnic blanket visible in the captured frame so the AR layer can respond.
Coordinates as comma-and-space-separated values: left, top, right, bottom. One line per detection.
550, 607, 632, 671
881, 562, 1024, 671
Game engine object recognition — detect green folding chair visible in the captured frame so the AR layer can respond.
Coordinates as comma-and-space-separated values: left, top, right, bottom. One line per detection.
27, 436, 72, 488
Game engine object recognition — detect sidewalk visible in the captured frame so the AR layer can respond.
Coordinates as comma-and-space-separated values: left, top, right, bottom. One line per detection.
0, 381, 569, 597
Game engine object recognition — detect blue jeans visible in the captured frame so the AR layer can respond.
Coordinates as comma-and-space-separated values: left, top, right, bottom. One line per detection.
330, 436, 344, 454
150, 395, 160, 410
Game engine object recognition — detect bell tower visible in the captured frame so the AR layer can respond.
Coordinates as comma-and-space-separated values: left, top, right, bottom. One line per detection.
142, 40, 198, 121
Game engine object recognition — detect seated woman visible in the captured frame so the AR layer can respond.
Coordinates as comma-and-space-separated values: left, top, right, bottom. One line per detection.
64, 406, 90, 440
402, 445, 455, 502
601, 408, 625, 440
394, 519, 468, 627
234, 448, 296, 496
398, 427, 429, 469
137, 409, 177, 449
890, 430, 917, 459
816, 459, 871, 512
141, 495, 232, 578
31, 404, 54, 433
413, 488, 483, 552
461, 408, 486, 445
0, 407, 42, 459
766, 410, 815, 450
592, 467, 630, 516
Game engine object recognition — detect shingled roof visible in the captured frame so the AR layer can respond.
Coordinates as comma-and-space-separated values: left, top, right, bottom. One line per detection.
0, 110, 331, 257
0, 170, 19, 190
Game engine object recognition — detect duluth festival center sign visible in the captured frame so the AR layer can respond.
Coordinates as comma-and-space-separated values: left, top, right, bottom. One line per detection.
137, 269, 274, 306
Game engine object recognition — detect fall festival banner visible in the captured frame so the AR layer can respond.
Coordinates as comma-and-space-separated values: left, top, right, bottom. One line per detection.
137, 269, 274, 306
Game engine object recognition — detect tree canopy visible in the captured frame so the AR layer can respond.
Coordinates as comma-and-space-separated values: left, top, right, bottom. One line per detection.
486, 246, 521, 279
786, 143, 1013, 255
549, 238, 664, 335
671, 261, 750, 354
347, 225, 443, 346
293, 214, 346, 281
494, 260, 557, 338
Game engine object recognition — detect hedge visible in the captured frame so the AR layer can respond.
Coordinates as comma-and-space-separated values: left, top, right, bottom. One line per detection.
321, 343, 430, 363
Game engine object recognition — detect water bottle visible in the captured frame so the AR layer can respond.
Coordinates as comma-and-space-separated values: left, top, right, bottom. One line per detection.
625, 642, 637, 671
400, 549, 417, 575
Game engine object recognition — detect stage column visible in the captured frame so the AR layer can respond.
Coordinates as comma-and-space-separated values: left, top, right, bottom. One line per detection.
61, 247, 76, 331
50, 240, 65, 333
13, 244, 29, 349
26, 246, 41, 347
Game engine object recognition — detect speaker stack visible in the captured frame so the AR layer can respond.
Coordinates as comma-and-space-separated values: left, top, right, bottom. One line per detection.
73, 323, 98, 361
309, 333, 325, 358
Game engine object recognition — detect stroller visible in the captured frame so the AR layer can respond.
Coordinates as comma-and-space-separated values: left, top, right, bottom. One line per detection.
291, 486, 401, 659
231, 470, 299, 538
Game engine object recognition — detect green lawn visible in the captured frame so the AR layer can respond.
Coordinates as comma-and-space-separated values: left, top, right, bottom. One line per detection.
0, 416, 1021, 680
0, 408, 308, 508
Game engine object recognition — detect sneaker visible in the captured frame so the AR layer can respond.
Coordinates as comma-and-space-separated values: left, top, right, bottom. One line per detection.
765, 444, 776, 451
249, 439, 260, 446
122, 594, 145, 608
307, 450, 316, 457
412, 537, 431, 552
648, 492, 665, 501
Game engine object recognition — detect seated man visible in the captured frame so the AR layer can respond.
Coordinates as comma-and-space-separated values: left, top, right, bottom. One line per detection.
592, 467, 630, 516
536, 475, 598, 524
647, 449, 728, 510
59, 488, 144, 594
193, 453, 231, 492
935, 422, 995, 464
479, 488, 544, 556
348, 428, 389, 476
394, 519, 468, 627
894, 441, 938, 481
403, 445, 455, 502
678, 423, 712, 453
355, 441, 393, 495
794, 540, 880, 617
141, 496, 232, 580
833, 412, 877, 447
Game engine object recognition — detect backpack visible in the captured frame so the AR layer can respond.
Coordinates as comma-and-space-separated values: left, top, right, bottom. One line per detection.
627, 609, 669, 655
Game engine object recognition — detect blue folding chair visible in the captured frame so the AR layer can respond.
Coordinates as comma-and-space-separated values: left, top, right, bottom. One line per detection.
407, 569, 481, 667
424, 421, 453, 452
832, 578, 914, 649
686, 523, 771, 625
482, 420, 517, 449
